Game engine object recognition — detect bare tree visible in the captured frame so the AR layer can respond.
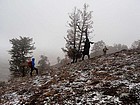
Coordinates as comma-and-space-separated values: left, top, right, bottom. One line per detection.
77, 4, 93, 52
63, 3, 93, 62
63, 7, 80, 63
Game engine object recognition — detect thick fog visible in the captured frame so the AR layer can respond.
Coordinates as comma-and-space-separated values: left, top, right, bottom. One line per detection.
0, 0, 140, 81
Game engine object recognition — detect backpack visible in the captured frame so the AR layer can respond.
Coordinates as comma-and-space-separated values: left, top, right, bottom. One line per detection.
28, 61, 32, 67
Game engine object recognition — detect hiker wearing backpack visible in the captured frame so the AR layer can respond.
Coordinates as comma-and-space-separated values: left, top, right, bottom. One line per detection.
28, 58, 38, 76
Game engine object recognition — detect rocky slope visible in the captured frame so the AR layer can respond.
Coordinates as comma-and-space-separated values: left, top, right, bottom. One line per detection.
0, 49, 140, 105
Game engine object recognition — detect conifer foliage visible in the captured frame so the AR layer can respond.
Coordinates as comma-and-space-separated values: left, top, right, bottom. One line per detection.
9, 36, 35, 77
38, 55, 50, 74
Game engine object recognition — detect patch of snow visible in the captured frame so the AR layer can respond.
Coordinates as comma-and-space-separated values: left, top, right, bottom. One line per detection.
129, 83, 140, 89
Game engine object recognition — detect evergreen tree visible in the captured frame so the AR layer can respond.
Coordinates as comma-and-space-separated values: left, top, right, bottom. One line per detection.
9, 36, 35, 77
38, 55, 50, 73
57, 57, 61, 64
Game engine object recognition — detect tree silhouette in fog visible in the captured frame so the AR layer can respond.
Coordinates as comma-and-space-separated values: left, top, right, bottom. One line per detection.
91, 40, 105, 56
62, 3, 93, 63
131, 40, 140, 49
9, 36, 35, 77
91, 40, 128, 57
38, 55, 50, 74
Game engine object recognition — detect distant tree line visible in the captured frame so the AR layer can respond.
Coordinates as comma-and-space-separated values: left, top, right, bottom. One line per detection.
90, 40, 128, 57
61, 39, 140, 65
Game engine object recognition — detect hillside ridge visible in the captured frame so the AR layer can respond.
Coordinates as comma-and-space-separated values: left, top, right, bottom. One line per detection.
0, 49, 140, 104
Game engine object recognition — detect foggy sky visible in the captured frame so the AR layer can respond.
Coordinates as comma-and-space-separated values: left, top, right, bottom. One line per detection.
0, 0, 140, 65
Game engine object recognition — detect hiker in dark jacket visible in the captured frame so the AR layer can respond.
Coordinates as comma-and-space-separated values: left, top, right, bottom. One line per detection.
82, 38, 94, 60
103, 46, 108, 55
82, 26, 94, 60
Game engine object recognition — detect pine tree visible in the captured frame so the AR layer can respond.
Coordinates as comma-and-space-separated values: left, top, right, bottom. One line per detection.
38, 55, 50, 73
9, 36, 35, 77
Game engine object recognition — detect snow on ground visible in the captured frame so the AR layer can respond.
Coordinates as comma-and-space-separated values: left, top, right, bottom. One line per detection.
0, 49, 140, 104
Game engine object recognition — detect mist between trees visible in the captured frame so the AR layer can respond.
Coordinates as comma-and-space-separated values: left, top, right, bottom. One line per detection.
8, 3, 140, 78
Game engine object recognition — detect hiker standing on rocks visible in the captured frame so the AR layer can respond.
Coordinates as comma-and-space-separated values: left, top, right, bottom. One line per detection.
28, 58, 38, 76
103, 46, 108, 55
